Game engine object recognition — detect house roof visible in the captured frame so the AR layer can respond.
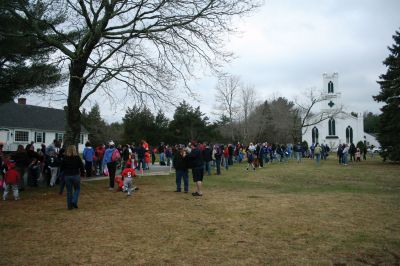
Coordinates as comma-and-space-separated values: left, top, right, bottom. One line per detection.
0, 101, 88, 133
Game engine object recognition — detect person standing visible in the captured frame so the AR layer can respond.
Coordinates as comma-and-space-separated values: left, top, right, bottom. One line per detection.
202, 143, 212, 176
12, 144, 30, 190
95, 144, 105, 176
60, 145, 85, 210
103, 141, 119, 191
337, 144, 344, 164
228, 144, 234, 166
158, 142, 165, 165
83, 141, 95, 177
135, 143, 146, 172
214, 144, 222, 175
186, 142, 204, 196
3, 160, 20, 201
295, 142, 302, 163
223, 145, 229, 170
342, 144, 349, 166
314, 143, 322, 165
47, 150, 60, 187
151, 147, 156, 165
142, 140, 150, 170
349, 143, 356, 162
173, 145, 189, 193
356, 147, 361, 162
362, 144, 368, 161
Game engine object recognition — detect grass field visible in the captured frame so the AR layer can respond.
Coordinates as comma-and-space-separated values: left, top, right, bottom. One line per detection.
1, 155, 399, 265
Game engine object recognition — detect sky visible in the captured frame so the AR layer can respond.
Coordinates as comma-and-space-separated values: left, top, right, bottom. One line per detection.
28, 0, 400, 122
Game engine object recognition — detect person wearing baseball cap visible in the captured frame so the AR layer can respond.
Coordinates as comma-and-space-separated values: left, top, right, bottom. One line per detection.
103, 141, 119, 191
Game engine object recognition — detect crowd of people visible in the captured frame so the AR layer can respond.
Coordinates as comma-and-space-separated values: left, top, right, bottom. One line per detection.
0, 139, 374, 209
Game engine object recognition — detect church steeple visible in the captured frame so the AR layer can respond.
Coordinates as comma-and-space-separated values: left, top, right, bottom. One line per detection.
321, 72, 341, 110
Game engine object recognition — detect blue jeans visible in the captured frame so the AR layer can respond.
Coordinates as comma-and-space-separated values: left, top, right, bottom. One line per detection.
342, 153, 348, 164
159, 152, 165, 163
65, 175, 80, 209
296, 152, 302, 162
204, 161, 211, 175
215, 157, 221, 175
137, 158, 146, 170
315, 154, 321, 165
224, 157, 229, 170
176, 170, 189, 192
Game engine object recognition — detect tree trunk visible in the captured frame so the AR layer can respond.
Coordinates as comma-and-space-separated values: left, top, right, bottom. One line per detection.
65, 60, 86, 147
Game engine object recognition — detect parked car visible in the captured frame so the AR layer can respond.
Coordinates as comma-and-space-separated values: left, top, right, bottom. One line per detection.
368, 147, 381, 153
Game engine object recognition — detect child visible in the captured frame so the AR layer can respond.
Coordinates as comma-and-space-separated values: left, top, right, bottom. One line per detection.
3, 160, 20, 201
121, 161, 137, 196
355, 148, 361, 162
114, 175, 125, 192
246, 149, 256, 171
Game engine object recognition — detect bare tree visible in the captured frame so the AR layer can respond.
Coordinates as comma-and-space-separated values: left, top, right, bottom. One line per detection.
240, 84, 255, 143
4, 0, 261, 145
294, 88, 343, 139
214, 74, 241, 140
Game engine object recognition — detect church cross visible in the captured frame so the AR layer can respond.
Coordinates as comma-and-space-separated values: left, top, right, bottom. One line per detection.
328, 101, 335, 108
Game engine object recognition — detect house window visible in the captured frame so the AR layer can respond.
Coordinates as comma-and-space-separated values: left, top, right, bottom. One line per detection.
312, 127, 319, 144
328, 81, 334, 93
55, 133, 64, 143
35, 132, 46, 143
346, 126, 353, 144
328, 118, 336, 135
80, 134, 84, 144
14, 130, 29, 142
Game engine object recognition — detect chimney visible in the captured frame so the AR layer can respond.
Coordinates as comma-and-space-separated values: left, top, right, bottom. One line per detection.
18, 98, 26, 105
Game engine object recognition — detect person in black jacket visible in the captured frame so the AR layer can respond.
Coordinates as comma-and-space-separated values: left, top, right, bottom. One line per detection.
186, 142, 204, 196
60, 145, 85, 210
172, 145, 189, 193
202, 143, 213, 176
12, 144, 30, 190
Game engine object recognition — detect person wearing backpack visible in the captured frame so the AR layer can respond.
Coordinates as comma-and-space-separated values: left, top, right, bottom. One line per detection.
103, 141, 120, 191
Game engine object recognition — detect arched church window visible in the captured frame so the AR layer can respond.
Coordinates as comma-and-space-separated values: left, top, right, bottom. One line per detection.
312, 127, 319, 144
346, 126, 353, 144
328, 81, 334, 93
328, 118, 336, 135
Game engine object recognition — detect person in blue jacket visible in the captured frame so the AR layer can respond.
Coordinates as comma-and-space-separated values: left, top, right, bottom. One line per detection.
103, 141, 118, 191
83, 142, 95, 177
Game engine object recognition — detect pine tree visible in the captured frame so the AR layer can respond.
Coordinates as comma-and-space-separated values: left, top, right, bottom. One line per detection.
81, 104, 107, 146
373, 29, 400, 162
0, 1, 65, 102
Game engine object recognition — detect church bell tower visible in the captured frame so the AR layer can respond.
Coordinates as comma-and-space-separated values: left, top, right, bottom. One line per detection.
321, 72, 342, 111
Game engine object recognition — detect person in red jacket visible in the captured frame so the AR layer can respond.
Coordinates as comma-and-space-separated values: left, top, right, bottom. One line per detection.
95, 144, 106, 176
3, 160, 21, 201
121, 161, 137, 196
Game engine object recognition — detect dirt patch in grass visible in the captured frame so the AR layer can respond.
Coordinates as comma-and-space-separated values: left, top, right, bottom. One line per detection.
1, 157, 399, 265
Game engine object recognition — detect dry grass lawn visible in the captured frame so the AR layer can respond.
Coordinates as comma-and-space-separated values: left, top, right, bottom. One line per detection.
1, 155, 399, 265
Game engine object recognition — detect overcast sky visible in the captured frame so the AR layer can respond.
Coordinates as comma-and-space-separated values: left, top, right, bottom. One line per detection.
29, 0, 400, 122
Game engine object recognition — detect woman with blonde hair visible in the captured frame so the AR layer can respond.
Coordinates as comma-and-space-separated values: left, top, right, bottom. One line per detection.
60, 145, 85, 210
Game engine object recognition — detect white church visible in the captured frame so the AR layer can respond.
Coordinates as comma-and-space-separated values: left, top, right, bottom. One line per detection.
302, 73, 380, 150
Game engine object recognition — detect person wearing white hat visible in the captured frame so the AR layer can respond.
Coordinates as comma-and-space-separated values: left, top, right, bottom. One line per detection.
103, 141, 119, 191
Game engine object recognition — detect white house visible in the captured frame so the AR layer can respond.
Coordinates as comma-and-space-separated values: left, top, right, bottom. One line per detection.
302, 73, 380, 150
0, 98, 89, 152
